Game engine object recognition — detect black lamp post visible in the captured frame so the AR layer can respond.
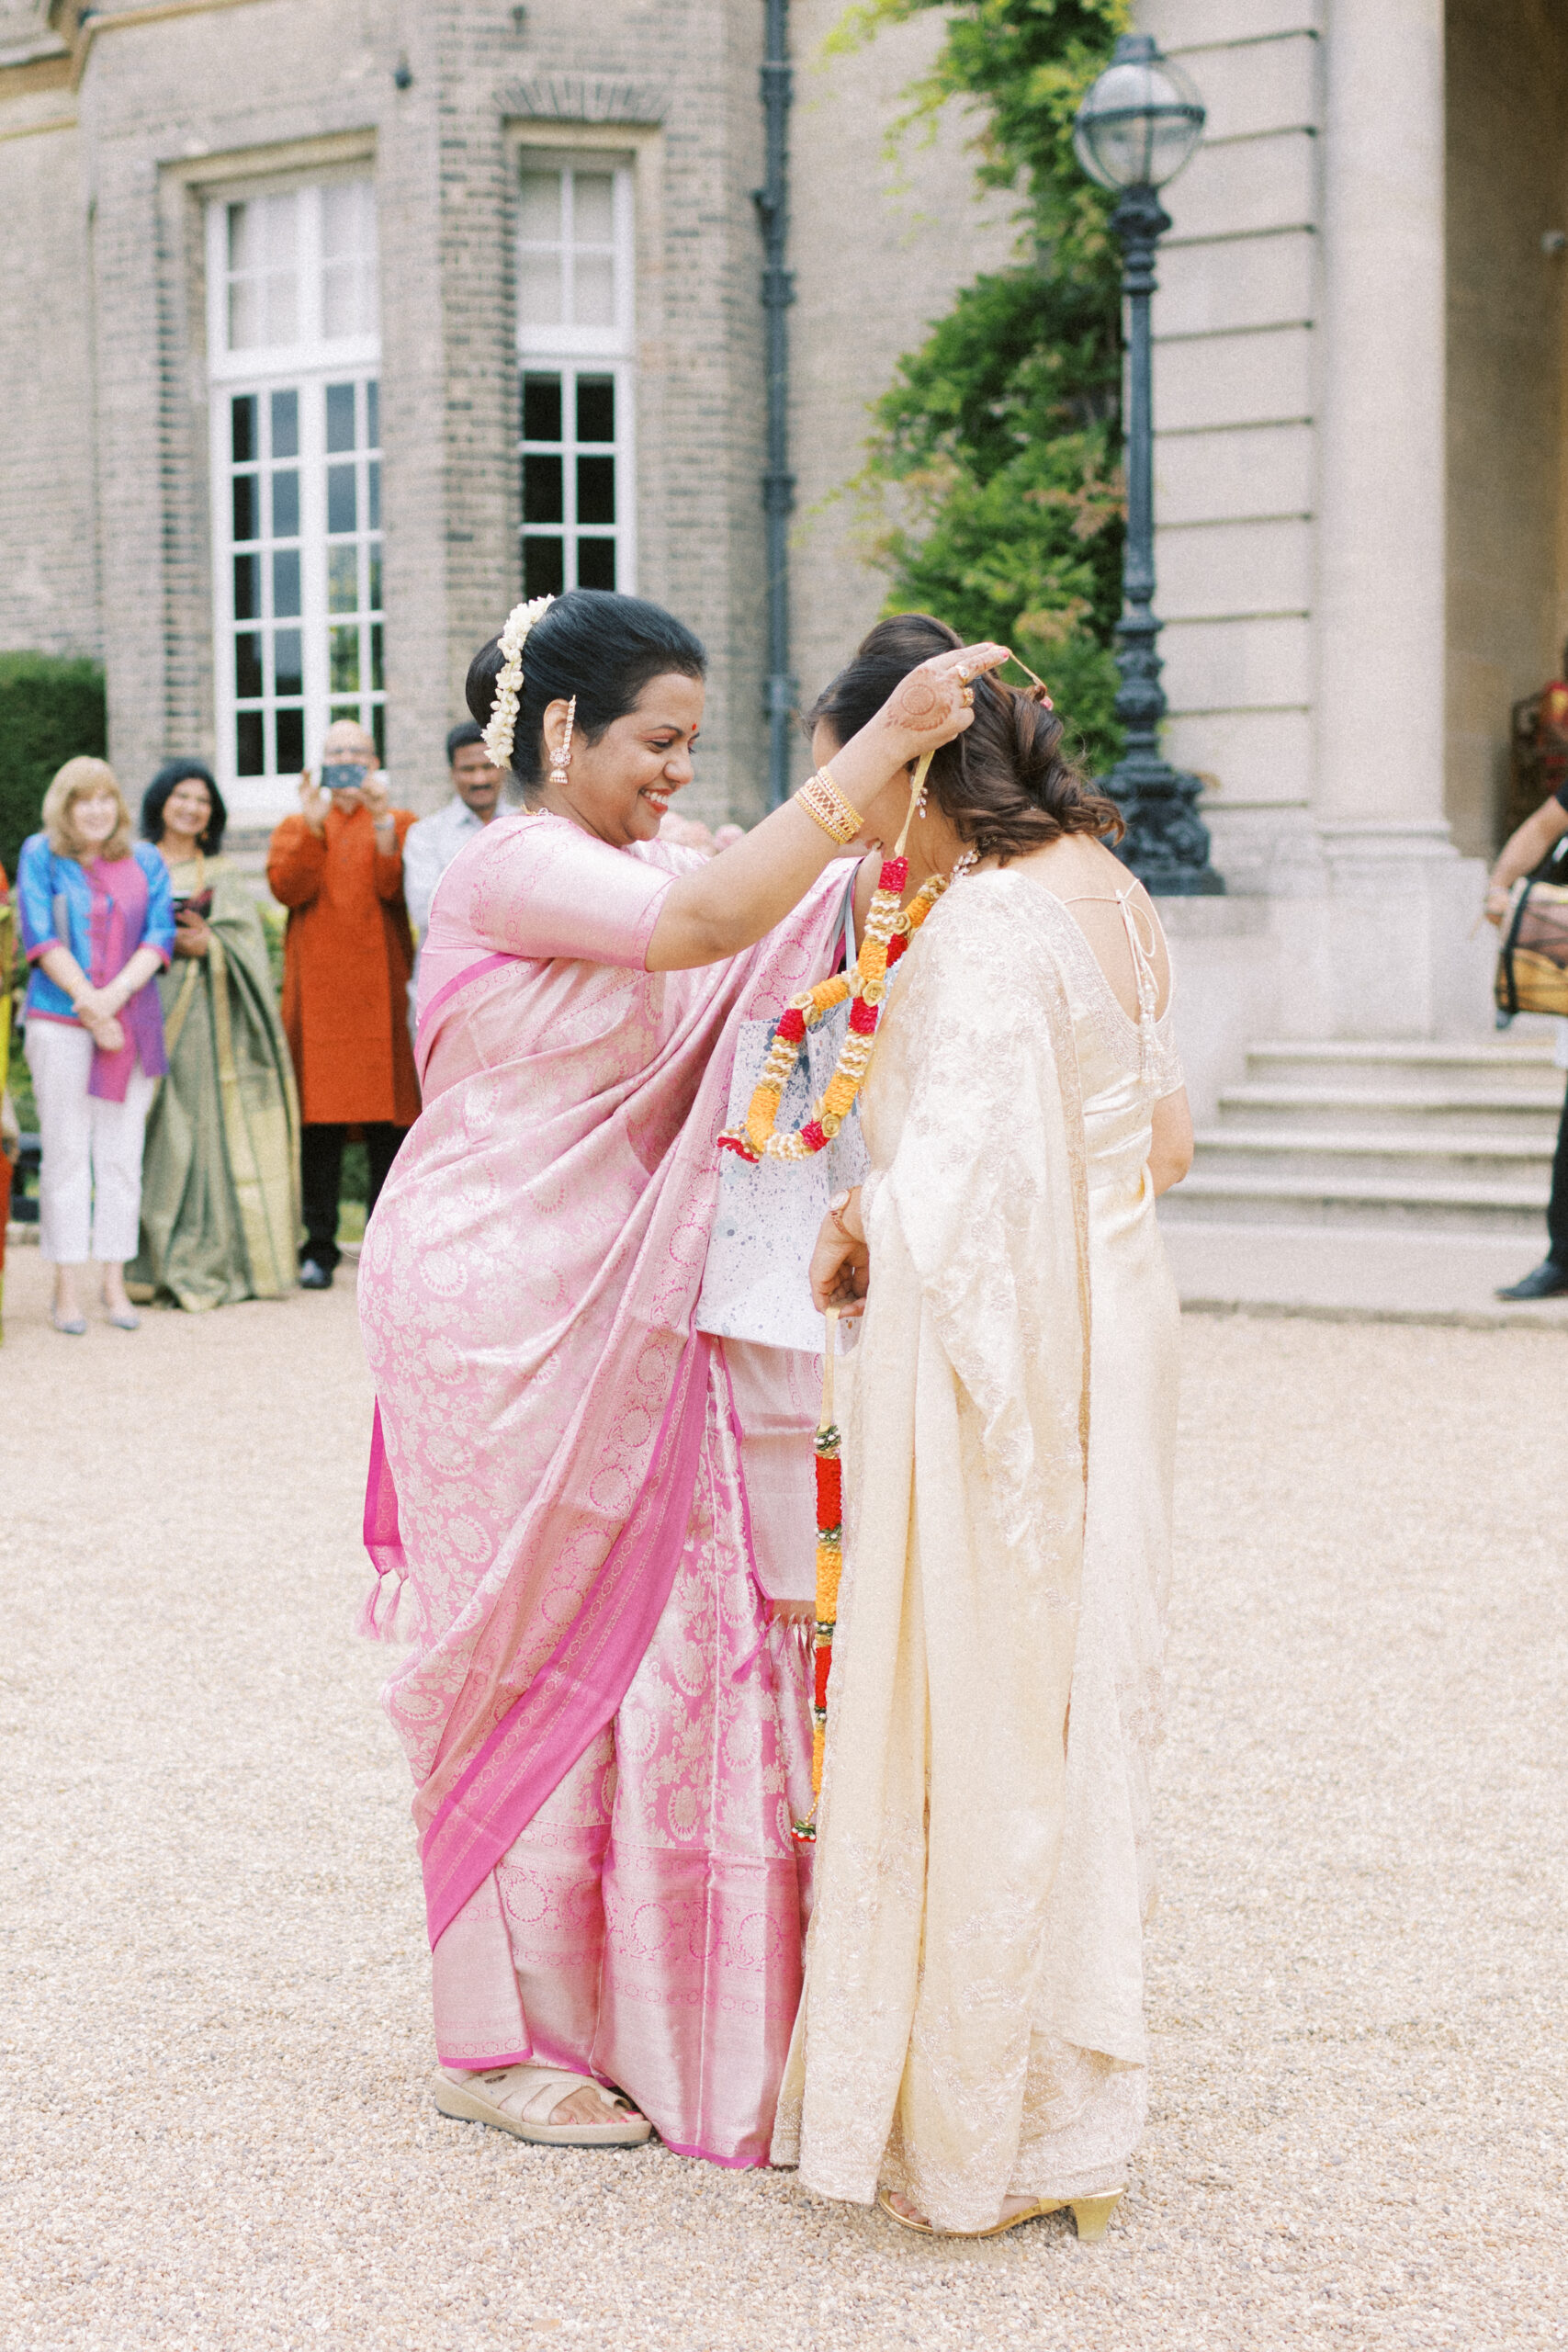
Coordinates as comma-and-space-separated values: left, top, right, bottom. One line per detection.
1075, 34, 1222, 895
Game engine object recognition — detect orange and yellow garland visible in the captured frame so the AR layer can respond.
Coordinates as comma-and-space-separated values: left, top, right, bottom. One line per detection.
719, 752, 959, 1843
717, 753, 950, 1167
794, 1306, 843, 1844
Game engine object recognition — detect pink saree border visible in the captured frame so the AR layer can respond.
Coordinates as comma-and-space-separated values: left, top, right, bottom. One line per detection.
420, 1331, 714, 1948
660, 2139, 764, 2171
363, 1401, 405, 1577
414, 950, 513, 1082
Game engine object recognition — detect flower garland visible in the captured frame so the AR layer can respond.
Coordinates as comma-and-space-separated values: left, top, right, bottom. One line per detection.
481, 594, 556, 771
723, 746, 977, 1845
793, 1308, 843, 1844
718, 753, 969, 1165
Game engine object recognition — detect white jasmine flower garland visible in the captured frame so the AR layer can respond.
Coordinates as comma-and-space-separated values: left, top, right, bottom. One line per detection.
481, 594, 555, 770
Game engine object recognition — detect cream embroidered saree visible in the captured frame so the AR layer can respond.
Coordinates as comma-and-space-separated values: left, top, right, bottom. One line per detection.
773, 870, 1182, 2232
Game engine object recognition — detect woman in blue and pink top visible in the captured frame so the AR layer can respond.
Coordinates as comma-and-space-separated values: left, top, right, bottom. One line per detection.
17, 756, 175, 1334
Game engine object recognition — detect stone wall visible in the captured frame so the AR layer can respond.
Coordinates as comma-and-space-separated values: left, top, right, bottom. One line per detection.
0, 94, 98, 663
787, 3, 1016, 726
1140, 0, 1323, 899
70, 0, 429, 797
0, 0, 1031, 826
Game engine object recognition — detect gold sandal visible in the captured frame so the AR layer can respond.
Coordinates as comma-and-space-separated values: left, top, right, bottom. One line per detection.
877, 2188, 1122, 2241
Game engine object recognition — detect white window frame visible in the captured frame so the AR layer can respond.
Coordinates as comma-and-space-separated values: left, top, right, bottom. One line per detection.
516, 153, 637, 595
206, 179, 382, 820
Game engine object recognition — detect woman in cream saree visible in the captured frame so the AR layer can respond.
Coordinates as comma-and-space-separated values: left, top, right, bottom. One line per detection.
773, 617, 1193, 2238
132, 763, 299, 1310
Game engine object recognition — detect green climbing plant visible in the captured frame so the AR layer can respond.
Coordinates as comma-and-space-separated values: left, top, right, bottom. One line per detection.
831, 0, 1129, 769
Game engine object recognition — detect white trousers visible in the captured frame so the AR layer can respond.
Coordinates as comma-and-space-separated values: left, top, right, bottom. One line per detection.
24, 1019, 157, 1266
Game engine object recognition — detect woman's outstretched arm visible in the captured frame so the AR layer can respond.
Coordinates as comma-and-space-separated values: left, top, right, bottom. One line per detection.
644, 643, 1008, 971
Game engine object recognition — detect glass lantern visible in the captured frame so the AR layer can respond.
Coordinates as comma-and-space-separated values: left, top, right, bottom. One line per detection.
1073, 33, 1206, 194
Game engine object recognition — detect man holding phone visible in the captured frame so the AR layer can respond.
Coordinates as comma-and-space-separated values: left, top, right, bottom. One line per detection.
266, 720, 419, 1288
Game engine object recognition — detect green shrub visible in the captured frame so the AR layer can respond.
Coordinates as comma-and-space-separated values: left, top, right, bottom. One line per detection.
0, 652, 108, 883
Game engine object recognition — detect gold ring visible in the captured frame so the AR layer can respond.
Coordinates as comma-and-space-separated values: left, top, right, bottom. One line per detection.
955, 663, 973, 684
962, 685, 975, 707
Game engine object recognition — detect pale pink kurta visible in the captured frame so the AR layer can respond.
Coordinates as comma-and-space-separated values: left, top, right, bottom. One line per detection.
357, 808, 845, 2165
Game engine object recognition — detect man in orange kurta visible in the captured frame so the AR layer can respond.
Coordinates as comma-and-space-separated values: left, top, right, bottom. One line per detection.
266, 720, 420, 1288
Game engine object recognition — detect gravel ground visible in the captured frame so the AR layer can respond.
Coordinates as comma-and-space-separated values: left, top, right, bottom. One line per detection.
2, 1243, 1564, 2352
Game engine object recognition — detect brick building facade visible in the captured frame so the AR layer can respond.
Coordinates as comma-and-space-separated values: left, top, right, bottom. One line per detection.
0, 0, 1011, 831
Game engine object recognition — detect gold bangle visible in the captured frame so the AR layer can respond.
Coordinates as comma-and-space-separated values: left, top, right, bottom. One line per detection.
795, 766, 863, 847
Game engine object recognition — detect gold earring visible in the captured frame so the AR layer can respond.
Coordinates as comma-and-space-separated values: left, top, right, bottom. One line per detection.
548, 695, 577, 788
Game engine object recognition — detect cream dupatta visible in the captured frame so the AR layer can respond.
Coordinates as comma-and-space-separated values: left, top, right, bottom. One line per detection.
773, 876, 1095, 2233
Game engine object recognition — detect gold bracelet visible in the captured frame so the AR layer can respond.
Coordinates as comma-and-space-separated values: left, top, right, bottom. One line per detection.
795, 766, 863, 847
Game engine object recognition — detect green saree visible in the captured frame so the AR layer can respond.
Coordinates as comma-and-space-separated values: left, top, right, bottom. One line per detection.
132, 855, 300, 1310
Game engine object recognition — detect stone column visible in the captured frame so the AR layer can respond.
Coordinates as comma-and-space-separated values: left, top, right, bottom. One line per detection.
1315, 0, 1445, 845
1311, 0, 1490, 1032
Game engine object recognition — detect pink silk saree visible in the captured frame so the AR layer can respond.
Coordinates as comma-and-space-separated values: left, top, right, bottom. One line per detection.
356, 809, 845, 2165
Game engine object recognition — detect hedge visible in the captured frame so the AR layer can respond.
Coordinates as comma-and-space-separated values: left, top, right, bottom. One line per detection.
0, 651, 108, 886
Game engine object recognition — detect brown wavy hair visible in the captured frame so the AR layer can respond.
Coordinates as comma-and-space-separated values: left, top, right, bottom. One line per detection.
807, 613, 1122, 863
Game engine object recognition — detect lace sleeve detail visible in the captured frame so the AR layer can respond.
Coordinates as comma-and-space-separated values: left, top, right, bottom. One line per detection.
1148, 1004, 1185, 1101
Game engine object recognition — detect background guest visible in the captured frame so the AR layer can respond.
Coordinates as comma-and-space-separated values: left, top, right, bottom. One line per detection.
131, 760, 301, 1311
0, 859, 15, 1333
17, 757, 175, 1334
1483, 779, 1568, 1300
657, 810, 747, 856
265, 719, 418, 1289
401, 723, 507, 944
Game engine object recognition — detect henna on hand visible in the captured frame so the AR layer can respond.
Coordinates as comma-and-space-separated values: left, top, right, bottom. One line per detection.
887, 673, 952, 736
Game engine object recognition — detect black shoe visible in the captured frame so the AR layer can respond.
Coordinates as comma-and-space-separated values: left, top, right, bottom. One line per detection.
299, 1259, 333, 1290
1495, 1258, 1568, 1301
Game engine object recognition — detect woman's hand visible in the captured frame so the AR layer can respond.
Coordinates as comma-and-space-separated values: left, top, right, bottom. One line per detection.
74, 984, 119, 1032
1483, 882, 1511, 928
80, 1006, 126, 1055
809, 1188, 869, 1318
869, 642, 1010, 769
174, 912, 212, 959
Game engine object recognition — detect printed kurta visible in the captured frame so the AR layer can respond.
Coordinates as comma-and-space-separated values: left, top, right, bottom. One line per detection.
357, 808, 848, 2165
267, 802, 419, 1125
773, 871, 1182, 2230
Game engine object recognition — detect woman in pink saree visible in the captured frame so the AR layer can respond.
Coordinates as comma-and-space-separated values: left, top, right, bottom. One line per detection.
356, 590, 1004, 2163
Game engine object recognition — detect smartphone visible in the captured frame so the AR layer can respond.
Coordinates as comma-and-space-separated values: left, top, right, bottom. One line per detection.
321, 762, 367, 794
171, 888, 214, 922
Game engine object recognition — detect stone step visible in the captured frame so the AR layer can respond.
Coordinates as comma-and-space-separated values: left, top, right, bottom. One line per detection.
1213, 1082, 1563, 1137
1242, 1037, 1562, 1096
1191, 1126, 1554, 1185
1156, 1216, 1568, 1323
1161, 1170, 1546, 1233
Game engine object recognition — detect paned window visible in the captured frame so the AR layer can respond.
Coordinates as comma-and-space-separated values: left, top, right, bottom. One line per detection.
517, 158, 636, 596
207, 178, 382, 810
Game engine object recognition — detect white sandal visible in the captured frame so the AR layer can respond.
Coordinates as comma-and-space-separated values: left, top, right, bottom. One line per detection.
432, 2064, 653, 2148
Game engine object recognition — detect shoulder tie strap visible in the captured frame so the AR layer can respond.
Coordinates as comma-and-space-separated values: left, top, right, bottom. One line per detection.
1057, 886, 1162, 1070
